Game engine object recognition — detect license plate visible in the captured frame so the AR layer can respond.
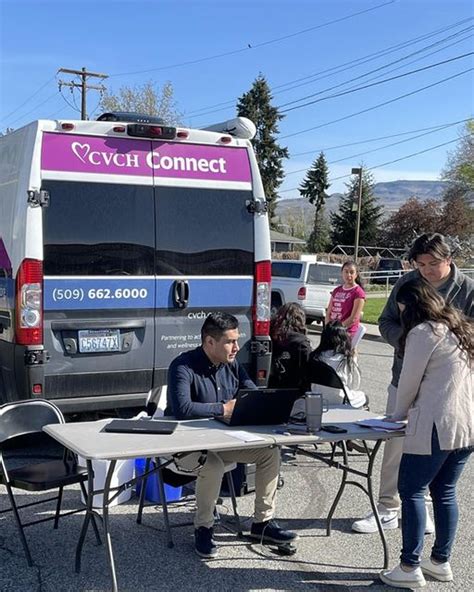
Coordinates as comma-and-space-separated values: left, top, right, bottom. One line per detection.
78, 330, 121, 353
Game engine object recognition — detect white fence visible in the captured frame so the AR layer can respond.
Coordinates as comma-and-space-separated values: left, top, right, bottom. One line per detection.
360, 267, 474, 297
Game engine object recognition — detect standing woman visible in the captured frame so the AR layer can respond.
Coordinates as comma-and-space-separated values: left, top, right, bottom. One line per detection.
380, 278, 473, 589
269, 302, 312, 390
326, 260, 366, 341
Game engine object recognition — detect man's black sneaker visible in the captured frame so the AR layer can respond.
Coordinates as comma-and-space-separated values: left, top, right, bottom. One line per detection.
194, 526, 218, 558
249, 520, 298, 544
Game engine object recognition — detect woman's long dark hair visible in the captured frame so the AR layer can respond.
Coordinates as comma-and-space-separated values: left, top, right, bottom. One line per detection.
396, 278, 474, 359
312, 320, 354, 372
270, 302, 306, 342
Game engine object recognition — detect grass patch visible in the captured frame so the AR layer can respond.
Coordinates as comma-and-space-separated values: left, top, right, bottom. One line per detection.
363, 297, 388, 324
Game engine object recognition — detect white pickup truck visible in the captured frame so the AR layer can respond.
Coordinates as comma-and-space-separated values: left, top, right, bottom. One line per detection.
271, 258, 342, 324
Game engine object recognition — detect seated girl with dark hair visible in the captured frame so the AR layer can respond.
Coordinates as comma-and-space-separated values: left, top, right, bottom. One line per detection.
309, 321, 367, 408
269, 302, 312, 391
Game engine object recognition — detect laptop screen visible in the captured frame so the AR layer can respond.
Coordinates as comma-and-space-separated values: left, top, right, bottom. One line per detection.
219, 388, 300, 426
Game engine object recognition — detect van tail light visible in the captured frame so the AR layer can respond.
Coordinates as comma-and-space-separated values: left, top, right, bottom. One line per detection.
15, 259, 43, 346
253, 260, 271, 336
297, 286, 307, 300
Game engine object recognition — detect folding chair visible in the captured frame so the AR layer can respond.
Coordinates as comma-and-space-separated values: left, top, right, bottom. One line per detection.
351, 323, 367, 349
136, 454, 242, 548
0, 399, 101, 566
307, 359, 352, 405
306, 359, 371, 455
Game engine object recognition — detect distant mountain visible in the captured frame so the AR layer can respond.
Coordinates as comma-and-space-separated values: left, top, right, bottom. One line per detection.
275, 180, 448, 225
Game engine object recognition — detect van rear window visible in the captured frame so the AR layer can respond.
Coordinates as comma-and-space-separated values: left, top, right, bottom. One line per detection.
307, 264, 340, 285
271, 262, 303, 279
155, 186, 253, 276
43, 181, 155, 276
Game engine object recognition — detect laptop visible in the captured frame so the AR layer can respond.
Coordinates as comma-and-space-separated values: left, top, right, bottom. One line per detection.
103, 419, 178, 435
215, 388, 300, 427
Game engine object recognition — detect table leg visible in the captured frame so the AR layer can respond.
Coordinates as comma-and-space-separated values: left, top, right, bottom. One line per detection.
366, 440, 389, 569
157, 460, 174, 549
75, 459, 94, 573
326, 441, 349, 536
136, 457, 151, 525
103, 459, 119, 592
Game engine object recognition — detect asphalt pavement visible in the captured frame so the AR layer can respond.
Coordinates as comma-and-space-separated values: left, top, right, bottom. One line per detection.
1, 335, 472, 592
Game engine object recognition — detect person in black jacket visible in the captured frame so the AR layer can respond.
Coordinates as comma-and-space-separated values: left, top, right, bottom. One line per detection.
269, 302, 312, 391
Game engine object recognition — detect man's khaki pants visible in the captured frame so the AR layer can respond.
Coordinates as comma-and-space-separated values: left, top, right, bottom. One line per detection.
378, 383, 404, 511
176, 446, 280, 529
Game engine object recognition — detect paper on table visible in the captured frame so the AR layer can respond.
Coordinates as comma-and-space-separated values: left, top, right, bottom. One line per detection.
357, 418, 406, 431
224, 430, 267, 443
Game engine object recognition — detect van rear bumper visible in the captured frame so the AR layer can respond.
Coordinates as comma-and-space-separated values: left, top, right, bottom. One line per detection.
53, 392, 149, 413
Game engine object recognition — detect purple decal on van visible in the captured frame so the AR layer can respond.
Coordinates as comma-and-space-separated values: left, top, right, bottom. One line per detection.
41, 133, 252, 182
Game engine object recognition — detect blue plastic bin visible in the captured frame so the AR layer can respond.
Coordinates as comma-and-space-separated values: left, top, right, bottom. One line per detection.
135, 458, 182, 504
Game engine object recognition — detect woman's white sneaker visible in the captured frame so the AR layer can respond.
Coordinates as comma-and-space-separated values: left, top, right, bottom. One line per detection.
351, 505, 398, 533
380, 564, 426, 588
420, 558, 453, 581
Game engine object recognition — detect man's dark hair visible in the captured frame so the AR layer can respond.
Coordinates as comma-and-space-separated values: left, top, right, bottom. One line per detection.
201, 312, 239, 342
407, 233, 452, 264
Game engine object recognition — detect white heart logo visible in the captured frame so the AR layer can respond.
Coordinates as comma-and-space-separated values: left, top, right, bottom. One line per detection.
71, 142, 91, 164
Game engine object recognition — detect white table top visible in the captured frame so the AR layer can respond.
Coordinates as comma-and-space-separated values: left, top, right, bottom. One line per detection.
43, 407, 403, 461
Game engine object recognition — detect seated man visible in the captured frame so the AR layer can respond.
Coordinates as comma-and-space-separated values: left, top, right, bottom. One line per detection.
166, 312, 297, 558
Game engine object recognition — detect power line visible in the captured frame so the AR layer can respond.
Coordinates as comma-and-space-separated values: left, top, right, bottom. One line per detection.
0, 75, 57, 123
58, 87, 81, 113
280, 67, 473, 139
109, 0, 396, 78
280, 51, 474, 114
277, 29, 473, 111
185, 16, 473, 118
290, 118, 471, 156
8, 91, 61, 127
286, 120, 467, 175
368, 136, 466, 172
279, 136, 464, 193
324, 31, 473, 100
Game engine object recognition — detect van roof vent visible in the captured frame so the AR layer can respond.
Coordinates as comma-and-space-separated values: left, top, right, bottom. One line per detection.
97, 112, 166, 124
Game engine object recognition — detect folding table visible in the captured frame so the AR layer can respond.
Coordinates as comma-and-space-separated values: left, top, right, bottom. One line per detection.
44, 407, 403, 592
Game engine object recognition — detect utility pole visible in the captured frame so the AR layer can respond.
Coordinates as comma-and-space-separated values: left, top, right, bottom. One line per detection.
58, 67, 108, 120
351, 167, 363, 262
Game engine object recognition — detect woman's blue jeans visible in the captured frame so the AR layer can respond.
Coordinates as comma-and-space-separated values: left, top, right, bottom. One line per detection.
398, 427, 472, 566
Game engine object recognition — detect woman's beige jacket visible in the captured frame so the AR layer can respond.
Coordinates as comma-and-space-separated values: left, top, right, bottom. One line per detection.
392, 321, 473, 455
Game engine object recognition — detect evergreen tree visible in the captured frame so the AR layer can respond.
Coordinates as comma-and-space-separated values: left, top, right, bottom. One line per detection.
330, 168, 383, 248
308, 207, 331, 253
237, 75, 288, 224
299, 152, 331, 252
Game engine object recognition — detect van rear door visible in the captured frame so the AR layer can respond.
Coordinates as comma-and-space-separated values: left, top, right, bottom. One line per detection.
42, 177, 156, 410
151, 140, 255, 383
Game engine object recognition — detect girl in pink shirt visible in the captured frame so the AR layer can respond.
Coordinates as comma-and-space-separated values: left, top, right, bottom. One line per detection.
325, 260, 366, 339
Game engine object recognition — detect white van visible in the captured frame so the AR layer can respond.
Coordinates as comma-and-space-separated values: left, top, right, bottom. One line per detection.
271, 258, 342, 323
0, 114, 272, 412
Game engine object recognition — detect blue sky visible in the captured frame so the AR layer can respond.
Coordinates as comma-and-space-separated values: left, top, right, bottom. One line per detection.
0, 0, 472, 194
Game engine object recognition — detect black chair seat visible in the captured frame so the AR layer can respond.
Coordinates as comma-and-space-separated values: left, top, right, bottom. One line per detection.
2, 460, 88, 491
3, 459, 89, 490
0, 399, 101, 566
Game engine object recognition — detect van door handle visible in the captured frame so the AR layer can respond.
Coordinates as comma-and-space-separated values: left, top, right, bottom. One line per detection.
173, 280, 189, 309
